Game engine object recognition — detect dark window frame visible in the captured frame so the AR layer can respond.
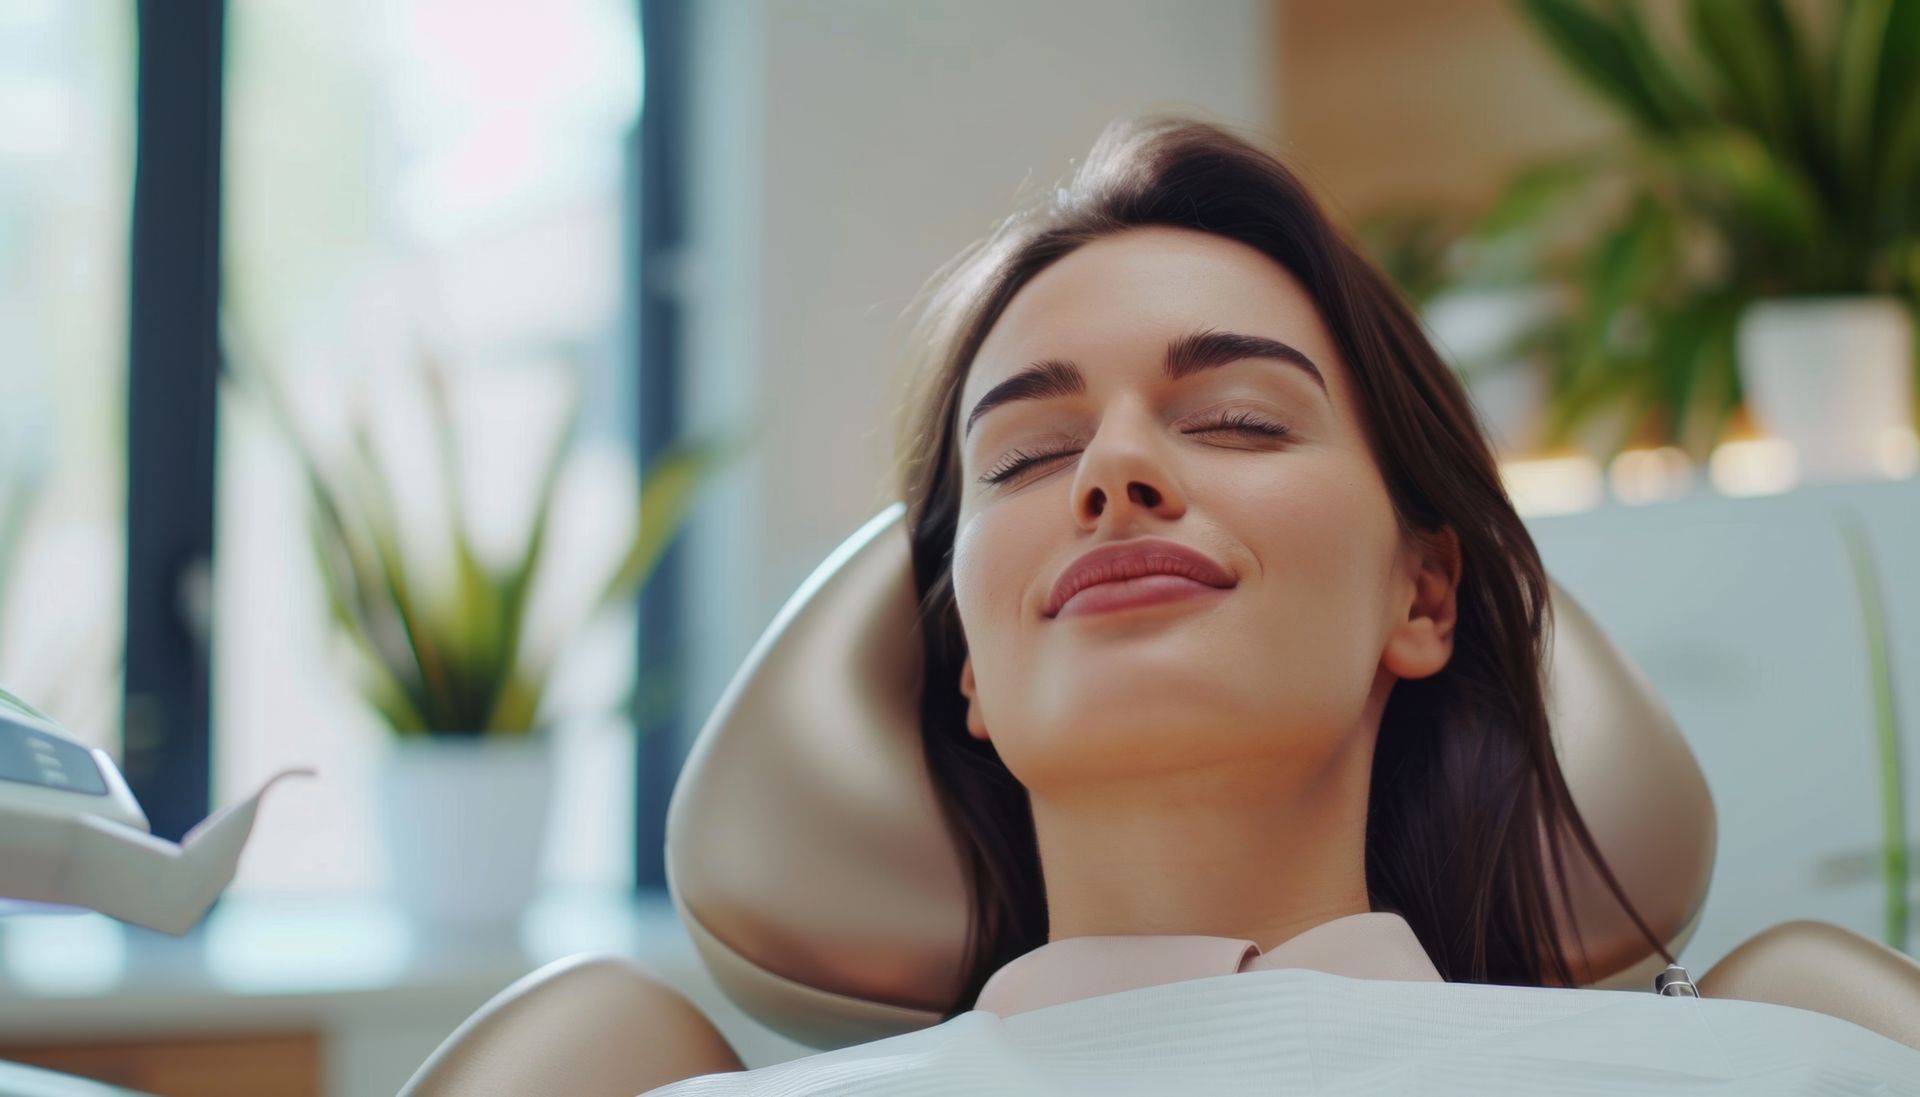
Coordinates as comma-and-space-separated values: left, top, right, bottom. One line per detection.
632, 0, 692, 891
122, 0, 224, 842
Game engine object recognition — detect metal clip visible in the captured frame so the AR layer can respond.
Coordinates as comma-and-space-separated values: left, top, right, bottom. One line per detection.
1653, 963, 1699, 997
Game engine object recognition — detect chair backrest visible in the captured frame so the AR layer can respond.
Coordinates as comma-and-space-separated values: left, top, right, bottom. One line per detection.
666, 503, 1717, 1049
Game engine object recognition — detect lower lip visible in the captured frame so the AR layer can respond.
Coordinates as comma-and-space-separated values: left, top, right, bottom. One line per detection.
1052, 575, 1233, 619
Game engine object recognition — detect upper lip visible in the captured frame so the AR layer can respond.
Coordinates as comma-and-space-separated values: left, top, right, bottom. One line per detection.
1043, 538, 1237, 618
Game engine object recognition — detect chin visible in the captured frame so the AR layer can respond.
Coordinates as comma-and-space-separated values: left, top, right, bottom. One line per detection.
1035, 655, 1246, 714
1007, 679, 1362, 774
1005, 701, 1260, 776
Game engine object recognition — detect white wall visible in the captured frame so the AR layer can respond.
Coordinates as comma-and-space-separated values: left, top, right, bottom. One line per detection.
1528, 476, 1920, 973
679, 0, 1276, 730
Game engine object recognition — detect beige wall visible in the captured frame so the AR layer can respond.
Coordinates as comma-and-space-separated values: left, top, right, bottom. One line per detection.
1275, 0, 1620, 223
679, 0, 1276, 743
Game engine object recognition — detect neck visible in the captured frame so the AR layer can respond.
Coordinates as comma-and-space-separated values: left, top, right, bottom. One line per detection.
1030, 728, 1376, 951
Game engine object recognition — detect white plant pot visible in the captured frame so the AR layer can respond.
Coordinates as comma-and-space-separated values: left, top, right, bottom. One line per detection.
377, 734, 554, 925
1735, 296, 1916, 484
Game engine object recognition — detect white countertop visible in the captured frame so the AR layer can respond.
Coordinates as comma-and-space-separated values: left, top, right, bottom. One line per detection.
0, 886, 695, 1038
0, 886, 814, 1097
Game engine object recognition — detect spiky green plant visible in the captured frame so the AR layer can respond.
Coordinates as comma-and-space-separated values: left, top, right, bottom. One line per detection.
228, 336, 744, 738
1460, 0, 1920, 458
1835, 509, 1910, 953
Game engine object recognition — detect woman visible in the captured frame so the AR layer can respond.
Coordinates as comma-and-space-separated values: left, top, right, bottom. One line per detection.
894, 112, 1664, 1015
631, 111, 1919, 1097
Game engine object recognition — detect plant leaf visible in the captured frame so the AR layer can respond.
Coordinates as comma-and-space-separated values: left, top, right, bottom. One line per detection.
479, 379, 581, 733
1607, 0, 1709, 129
1868, 1, 1920, 241
484, 670, 544, 736
1833, 0, 1892, 194
1661, 129, 1828, 286
345, 418, 459, 729
594, 432, 750, 618
1471, 153, 1613, 241
1686, 0, 1819, 165
415, 342, 505, 698
1517, 0, 1687, 132
1835, 511, 1909, 953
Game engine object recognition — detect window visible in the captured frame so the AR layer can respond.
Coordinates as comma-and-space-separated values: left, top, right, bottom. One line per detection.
216, 0, 644, 894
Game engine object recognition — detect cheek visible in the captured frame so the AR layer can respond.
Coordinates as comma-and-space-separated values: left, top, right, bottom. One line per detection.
1251, 472, 1386, 572
948, 510, 987, 615
944, 491, 1052, 614
1233, 457, 1400, 659
949, 507, 1027, 638
949, 501, 1055, 721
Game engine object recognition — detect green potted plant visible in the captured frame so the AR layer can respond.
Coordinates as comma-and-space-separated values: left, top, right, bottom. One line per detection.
1470, 0, 1920, 471
1835, 510, 1910, 954
234, 341, 743, 923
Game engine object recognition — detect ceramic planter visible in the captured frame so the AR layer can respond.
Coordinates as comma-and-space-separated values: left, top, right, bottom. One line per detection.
1735, 296, 1916, 484
376, 733, 554, 925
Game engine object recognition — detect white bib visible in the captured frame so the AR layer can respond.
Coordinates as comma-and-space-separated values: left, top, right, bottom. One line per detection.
647, 966, 1920, 1096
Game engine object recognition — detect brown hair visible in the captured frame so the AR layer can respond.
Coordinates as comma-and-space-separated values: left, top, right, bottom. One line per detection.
891, 115, 1669, 1013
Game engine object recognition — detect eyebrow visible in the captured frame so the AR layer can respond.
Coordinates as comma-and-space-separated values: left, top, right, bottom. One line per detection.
963, 329, 1328, 438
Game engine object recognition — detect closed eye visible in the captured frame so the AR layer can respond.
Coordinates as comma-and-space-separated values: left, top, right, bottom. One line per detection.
975, 409, 1290, 486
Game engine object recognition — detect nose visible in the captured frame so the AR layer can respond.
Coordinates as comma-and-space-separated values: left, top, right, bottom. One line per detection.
1069, 403, 1187, 528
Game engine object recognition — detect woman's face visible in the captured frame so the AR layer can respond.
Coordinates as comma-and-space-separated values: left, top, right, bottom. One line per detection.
950, 226, 1456, 793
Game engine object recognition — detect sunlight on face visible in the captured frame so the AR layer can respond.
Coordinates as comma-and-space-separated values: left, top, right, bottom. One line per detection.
949, 226, 1414, 793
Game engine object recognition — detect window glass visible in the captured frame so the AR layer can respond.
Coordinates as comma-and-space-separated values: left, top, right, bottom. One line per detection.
218, 0, 643, 894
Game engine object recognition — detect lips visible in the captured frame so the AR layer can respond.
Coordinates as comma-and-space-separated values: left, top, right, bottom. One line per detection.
1043, 538, 1237, 619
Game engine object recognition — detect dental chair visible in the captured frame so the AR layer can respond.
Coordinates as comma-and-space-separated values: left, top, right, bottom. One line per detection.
400, 503, 1920, 1097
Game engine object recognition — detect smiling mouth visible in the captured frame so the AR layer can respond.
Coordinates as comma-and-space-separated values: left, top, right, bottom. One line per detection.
1052, 574, 1234, 619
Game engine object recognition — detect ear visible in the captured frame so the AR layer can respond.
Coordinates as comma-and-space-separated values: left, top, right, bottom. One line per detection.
958, 655, 990, 741
1381, 524, 1461, 681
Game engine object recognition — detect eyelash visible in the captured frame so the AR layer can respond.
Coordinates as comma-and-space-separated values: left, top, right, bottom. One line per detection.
976, 409, 1291, 486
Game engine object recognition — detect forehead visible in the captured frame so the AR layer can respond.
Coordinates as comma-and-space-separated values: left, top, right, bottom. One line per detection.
959, 226, 1343, 413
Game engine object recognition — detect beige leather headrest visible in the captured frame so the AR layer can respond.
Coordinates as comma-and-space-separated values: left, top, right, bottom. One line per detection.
666, 503, 1716, 1049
